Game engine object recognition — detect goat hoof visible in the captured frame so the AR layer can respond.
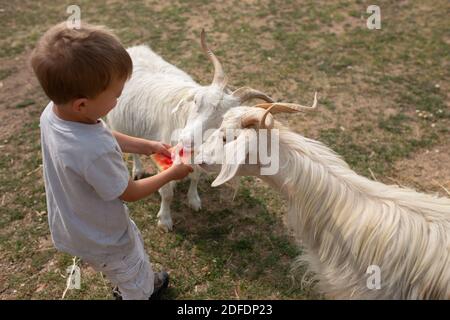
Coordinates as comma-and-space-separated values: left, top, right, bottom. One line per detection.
188, 196, 202, 211
157, 218, 173, 232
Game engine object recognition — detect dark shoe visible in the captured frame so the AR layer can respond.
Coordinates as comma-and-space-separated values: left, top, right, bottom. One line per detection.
148, 271, 169, 300
112, 286, 122, 300
111, 271, 169, 300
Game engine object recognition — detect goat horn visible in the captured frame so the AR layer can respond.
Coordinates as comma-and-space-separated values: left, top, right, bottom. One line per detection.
260, 106, 275, 129
201, 29, 226, 87
241, 108, 274, 129
232, 86, 275, 103
252, 92, 318, 113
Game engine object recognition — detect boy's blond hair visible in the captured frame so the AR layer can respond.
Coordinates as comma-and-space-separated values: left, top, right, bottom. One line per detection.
31, 22, 132, 104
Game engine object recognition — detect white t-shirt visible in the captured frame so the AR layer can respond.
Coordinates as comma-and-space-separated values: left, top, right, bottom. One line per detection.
40, 102, 134, 263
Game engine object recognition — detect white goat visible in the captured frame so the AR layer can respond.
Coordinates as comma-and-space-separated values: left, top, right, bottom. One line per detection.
196, 100, 450, 299
107, 30, 274, 231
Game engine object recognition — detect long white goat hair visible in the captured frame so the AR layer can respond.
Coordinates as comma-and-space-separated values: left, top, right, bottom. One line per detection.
205, 107, 450, 299
269, 126, 450, 299
107, 45, 200, 142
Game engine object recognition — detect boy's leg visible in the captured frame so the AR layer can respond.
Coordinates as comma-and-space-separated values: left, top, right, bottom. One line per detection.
111, 253, 154, 300
115, 220, 155, 300
87, 221, 168, 300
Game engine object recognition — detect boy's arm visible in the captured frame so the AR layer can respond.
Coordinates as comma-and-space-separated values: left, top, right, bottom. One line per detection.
119, 163, 193, 202
119, 170, 172, 202
112, 130, 153, 155
112, 130, 171, 157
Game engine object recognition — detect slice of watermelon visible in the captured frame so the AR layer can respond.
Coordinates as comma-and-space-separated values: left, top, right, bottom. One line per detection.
150, 148, 174, 172
150, 146, 191, 172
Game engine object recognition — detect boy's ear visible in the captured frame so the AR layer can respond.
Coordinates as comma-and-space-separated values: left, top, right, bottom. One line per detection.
71, 98, 88, 113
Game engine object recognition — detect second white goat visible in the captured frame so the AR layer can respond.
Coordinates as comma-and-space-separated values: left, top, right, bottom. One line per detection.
107, 30, 273, 231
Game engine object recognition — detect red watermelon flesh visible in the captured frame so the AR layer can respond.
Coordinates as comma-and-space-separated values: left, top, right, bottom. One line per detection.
150, 147, 191, 172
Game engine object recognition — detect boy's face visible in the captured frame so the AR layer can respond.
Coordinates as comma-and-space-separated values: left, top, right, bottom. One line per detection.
79, 78, 126, 123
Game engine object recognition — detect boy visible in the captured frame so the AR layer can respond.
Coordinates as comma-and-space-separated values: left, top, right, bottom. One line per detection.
31, 22, 193, 300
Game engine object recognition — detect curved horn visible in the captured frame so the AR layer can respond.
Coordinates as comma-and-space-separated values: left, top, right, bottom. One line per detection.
260, 106, 275, 129
252, 92, 318, 113
201, 29, 226, 87
232, 87, 275, 103
241, 108, 274, 129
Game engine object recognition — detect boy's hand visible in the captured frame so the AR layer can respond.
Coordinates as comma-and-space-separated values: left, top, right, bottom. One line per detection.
166, 162, 193, 180
148, 141, 172, 157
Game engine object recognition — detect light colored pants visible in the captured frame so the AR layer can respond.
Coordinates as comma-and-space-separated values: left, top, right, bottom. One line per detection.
87, 221, 155, 300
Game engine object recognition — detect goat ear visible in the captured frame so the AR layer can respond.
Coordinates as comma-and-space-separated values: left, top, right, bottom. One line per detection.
211, 130, 256, 187
211, 161, 240, 187
171, 97, 185, 114
171, 92, 195, 114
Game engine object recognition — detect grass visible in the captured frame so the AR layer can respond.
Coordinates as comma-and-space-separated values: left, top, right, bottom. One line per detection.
0, 119, 305, 299
0, 68, 15, 81
13, 100, 35, 109
0, 0, 449, 299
